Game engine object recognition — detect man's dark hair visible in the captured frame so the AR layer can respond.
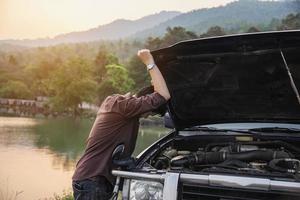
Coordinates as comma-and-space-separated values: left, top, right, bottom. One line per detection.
136, 86, 167, 116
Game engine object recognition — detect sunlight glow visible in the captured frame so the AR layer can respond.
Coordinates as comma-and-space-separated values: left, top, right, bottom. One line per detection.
0, 0, 235, 40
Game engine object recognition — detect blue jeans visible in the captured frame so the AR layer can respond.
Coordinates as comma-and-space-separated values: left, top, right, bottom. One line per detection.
72, 177, 113, 200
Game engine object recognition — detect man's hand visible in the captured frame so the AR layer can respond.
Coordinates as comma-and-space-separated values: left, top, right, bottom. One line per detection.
137, 49, 155, 66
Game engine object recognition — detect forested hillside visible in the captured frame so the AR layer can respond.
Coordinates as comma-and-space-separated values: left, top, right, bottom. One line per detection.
0, 11, 180, 47
133, 0, 300, 38
1, 0, 299, 48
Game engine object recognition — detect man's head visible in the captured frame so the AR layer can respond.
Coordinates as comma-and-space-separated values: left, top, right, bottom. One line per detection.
136, 86, 167, 117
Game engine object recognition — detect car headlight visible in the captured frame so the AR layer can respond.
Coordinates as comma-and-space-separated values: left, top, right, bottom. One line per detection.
129, 179, 163, 200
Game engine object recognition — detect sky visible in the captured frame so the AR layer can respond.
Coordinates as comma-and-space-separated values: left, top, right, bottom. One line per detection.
0, 0, 236, 40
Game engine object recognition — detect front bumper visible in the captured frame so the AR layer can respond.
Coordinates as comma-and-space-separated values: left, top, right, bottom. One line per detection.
113, 170, 300, 200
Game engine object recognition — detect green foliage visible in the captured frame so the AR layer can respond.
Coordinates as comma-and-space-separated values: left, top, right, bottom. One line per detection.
52, 191, 73, 200
23, 60, 60, 96
97, 79, 116, 102
278, 13, 300, 30
0, 70, 10, 84
145, 26, 198, 50
49, 58, 97, 114
0, 80, 32, 99
162, 27, 198, 46
97, 64, 134, 102
145, 37, 163, 50
106, 64, 134, 92
247, 26, 261, 33
127, 55, 151, 90
94, 46, 119, 82
200, 26, 226, 38
8, 55, 17, 65
269, 18, 281, 30
139, 0, 299, 37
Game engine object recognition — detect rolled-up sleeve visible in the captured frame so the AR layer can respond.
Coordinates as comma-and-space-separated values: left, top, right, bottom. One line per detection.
118, 92, 167, 118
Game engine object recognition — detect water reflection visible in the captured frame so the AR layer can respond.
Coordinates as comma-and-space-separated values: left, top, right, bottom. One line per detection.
134, 125, 170, 156
0, 116, 169, 200
32, 118, 93, 171
32, 118, 169, 169
0, 117, 38, 147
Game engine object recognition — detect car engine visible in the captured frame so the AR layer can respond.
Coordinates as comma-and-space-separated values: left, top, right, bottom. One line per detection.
149, 140, 300, 177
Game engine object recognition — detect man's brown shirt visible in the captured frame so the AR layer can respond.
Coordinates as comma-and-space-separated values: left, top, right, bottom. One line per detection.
72, 92, 166, 184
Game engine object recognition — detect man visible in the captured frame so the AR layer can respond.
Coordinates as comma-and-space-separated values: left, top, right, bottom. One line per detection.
72, 49, 170, 200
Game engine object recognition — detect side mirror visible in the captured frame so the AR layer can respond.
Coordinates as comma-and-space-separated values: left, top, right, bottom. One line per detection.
112, 144, 125, 161
112, 144, 136, 170
164, 112, 174, 129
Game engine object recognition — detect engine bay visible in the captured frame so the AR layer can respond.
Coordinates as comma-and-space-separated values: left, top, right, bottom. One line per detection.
147, 135, 300, 179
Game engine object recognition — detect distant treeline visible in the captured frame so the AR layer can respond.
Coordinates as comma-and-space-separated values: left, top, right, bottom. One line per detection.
0, 13, 299, 116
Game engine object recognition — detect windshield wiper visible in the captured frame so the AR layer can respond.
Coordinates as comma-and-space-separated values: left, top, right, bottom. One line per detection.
184, 126, 250, 133
184, 126, 300, 134
248, 127, 300, 133
280, 49, 300, 105
184, 127, 225, 131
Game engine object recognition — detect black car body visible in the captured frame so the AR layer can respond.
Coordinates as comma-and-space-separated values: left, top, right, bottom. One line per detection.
113, 30, 300, 200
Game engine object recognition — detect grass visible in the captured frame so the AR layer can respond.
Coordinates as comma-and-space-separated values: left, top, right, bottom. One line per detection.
51, 191, 74, 200
50, 191, 122, 200
0, 190, 23, 200
0, 179, 23, 200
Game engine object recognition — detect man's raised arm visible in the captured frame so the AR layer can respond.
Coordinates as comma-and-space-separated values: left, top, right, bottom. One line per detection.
137, 49, 171, 101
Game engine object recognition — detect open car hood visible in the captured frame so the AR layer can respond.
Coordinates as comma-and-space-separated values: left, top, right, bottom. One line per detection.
152, 31, 300, 130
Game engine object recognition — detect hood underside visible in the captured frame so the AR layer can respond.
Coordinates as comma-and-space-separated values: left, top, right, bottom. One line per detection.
152, 31, 300, 130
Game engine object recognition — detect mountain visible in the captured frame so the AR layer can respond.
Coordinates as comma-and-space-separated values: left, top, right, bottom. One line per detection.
0, 11, 180, 47
133, 0, 300, 38
0, 43, 29, 52
53, 11, 181, 42
1, 0, 299, 49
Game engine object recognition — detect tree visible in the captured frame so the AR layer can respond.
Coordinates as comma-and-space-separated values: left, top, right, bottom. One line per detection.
24, 60, 59, 96
106, 64, 134, 93
162, 27, 198, 47
268, 18, 281, 30
97, 64, 134, 102
200, 26, 226, 38
0, 80, 32, 99
247, 26, 260, 33
49, 58, 97, 116
8, 55, 18, 66
127, 55, 151, 90
145, 37, 163, 50
94, 47, 119, 82
277, 13, 300, 30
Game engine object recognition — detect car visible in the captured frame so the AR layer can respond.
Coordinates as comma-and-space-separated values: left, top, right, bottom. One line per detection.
112, 30, 300, 200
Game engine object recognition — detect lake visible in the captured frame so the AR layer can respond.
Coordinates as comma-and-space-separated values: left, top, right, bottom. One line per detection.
0, 116, 169, 200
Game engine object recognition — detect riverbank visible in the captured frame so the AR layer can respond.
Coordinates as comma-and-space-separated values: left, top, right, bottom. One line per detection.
0, 113, 165, 126
0, 97, 99, 119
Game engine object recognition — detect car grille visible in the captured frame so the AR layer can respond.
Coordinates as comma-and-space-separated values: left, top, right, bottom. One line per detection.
178, 183, 300, 200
